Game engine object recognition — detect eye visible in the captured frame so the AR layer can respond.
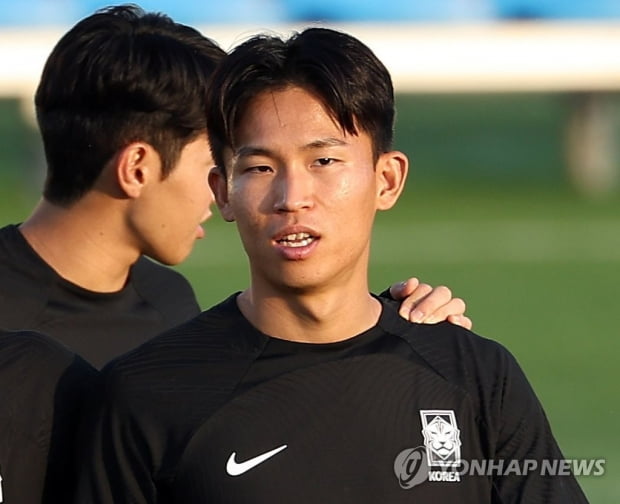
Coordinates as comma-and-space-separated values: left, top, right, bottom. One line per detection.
313, 157, 336, 167
247, 165, 273, 173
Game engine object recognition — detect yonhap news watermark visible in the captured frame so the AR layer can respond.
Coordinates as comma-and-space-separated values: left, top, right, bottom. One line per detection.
393, 446, 606, 489
394, 409, 606, 490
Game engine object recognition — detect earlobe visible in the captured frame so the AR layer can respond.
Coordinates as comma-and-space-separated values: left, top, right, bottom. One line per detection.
208, 167, 235, 222
376, 151, 408, 211
116, 143, 155, 199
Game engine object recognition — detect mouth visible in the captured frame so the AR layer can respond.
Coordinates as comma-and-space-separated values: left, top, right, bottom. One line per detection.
272, 228, 320, 260
275, 232, 317, 248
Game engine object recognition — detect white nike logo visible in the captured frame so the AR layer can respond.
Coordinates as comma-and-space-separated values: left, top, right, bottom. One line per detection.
226, 444, 288, 476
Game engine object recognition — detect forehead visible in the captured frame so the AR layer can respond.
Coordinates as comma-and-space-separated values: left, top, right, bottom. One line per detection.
232, 86, 371, 155
239, 87, 336, 133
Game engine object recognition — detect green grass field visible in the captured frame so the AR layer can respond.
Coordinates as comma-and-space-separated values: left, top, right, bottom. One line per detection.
1, 94, 619, 501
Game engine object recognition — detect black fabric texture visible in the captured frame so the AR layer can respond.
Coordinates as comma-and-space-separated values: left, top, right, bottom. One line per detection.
76, 295, 588, 503
0, 224, 200, 368
0, 329, 97, 503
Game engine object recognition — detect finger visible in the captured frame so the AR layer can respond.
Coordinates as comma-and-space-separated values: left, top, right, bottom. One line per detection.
389, 277, 420, 300
418, 297, 465, 324
407, 285, 454, 322
425, 296, 466, 324
447, 314, 473, 330
417, 297, 470, 326
398, 282, 433, 319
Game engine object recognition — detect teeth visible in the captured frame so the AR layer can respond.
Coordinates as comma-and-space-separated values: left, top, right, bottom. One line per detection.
278, 232, 314, 248
281, 238, 313, 248
282, 233, 310, 241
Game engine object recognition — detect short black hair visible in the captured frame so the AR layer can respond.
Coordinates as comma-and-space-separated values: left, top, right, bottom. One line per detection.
206, 27, 395, 171
35, 4, 225, 205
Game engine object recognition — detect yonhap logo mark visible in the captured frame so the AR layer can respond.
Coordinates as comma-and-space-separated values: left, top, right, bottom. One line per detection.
393, 446, 429, 489
420, 410, 462, 467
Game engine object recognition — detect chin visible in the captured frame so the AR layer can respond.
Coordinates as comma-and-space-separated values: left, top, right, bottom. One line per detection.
148, 247, 192, 266
273, 273, 327, 294
253, 262, 331, 293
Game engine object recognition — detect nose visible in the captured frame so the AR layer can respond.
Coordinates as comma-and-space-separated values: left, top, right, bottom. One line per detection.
273, 168, 314, 212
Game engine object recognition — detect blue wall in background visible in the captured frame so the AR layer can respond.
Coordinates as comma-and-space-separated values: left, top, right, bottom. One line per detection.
1, 0, 619, 26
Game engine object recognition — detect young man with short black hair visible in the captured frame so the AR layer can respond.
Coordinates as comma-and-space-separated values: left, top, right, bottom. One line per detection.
0, 8, 226, 503
0, 5, 224, 369
76, 27, 587, 503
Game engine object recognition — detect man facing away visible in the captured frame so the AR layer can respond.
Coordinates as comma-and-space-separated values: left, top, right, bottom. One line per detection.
0, 8, 221, 502
0, 5, 223, 369
75, 27, 587, 503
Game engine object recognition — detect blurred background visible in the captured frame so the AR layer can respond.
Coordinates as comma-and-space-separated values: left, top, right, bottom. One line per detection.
1, 1, 619, 501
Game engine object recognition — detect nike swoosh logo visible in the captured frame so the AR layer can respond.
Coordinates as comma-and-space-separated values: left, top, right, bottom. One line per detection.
226, 444, 288, 476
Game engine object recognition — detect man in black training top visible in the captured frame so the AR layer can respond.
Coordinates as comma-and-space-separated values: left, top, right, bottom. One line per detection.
0, 329, 96, 503
0, 5, 222, 369
0, 9, 470, 370
76, 27, 588, 503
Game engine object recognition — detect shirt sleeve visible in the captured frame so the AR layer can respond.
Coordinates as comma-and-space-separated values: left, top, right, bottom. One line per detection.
490, 348, 589, 504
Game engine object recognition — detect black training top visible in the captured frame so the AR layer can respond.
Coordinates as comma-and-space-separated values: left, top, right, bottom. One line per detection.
0, 329, 97, 504
76, 294, 587, 503
0, 224, 200, 368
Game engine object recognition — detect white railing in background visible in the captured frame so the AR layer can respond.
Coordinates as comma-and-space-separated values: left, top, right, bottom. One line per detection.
1, 22, 619, 193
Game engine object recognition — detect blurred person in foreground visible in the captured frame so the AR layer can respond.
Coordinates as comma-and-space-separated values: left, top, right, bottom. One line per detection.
75, 27, 587, 503
0, 329, 96, 503
0, 4, 469, 370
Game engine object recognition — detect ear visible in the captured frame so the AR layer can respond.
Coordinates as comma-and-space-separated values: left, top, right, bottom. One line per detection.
208, 166, 235, 222
116, 142, 160, 199
375, 150, 408, 211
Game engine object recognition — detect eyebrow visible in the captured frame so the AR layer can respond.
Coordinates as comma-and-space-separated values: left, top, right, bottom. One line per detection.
235, 138, 348, 159
303, 137, 348, 150
234, 146, 271, 159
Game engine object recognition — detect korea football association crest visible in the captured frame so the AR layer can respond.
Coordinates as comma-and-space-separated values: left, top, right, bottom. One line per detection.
420, 410, 462, 467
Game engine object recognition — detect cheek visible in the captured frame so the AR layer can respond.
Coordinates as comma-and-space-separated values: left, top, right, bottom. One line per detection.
324, 172, 376, 214
229, 179, 272, 219
183, 177, 212, 210
230, 201, 260, 229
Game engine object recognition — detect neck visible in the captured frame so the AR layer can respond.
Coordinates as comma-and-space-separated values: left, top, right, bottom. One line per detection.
237, 283, 382, 344
19, 197, 141, 292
